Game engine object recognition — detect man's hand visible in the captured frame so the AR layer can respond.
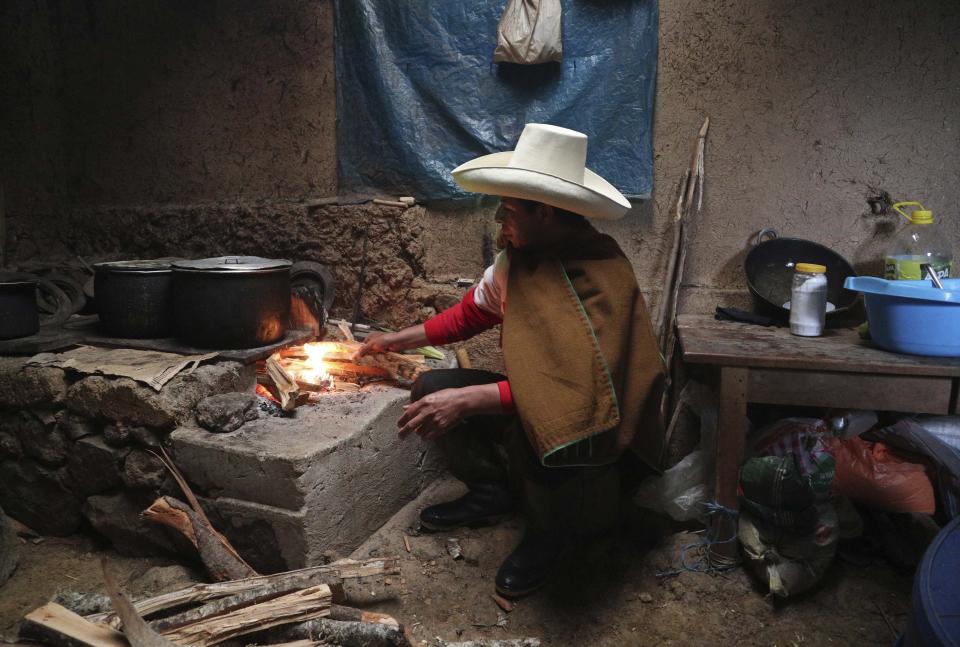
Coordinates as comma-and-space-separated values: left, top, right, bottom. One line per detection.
398, 384, 503, 441
353, 324, 429, 360
354, 331, 401, 358
398, 388, 468, 441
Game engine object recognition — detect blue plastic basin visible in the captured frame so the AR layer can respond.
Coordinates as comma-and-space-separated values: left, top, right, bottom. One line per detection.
845, 277, 960, 357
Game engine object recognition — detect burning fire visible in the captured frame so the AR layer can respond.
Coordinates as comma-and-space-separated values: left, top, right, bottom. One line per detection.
297, 341, 337, 388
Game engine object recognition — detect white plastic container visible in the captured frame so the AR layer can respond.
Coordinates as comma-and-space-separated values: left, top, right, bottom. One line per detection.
789, 263, 827, 336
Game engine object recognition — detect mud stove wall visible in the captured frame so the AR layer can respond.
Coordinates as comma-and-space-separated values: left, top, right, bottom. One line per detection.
0, 357, 442, 573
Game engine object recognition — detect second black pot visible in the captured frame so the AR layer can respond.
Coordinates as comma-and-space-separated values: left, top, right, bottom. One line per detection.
172, 256, 292, 349
95, 259, 177, 338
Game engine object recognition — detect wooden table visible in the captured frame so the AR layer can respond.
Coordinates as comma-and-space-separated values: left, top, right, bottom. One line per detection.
676, 314, 960, 554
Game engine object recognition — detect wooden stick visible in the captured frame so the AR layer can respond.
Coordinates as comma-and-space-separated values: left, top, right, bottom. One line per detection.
372, 199, 408, 208
455, 348, 472, 370
328, 605, 401, 630
266, 354, 301, 412
20, 603, 128, 647
161, 585, 331, 647
264, 618, 411, 647
88, 558, 399, 627
143, 496, 258, 582
101, 561, 178, 647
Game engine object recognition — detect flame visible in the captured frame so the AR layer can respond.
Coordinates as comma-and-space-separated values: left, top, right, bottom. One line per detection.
299, 341, 335, 387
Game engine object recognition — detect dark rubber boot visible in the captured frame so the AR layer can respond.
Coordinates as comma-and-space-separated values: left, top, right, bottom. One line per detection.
419, 481, 514, 531
495, 530, 568, 598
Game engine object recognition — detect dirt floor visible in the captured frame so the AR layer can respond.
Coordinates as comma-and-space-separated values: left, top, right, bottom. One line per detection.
0, 477, 913, 647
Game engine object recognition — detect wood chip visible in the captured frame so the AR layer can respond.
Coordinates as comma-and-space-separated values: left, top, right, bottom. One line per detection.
491, 593, 515, 613
403, 535, 411, 553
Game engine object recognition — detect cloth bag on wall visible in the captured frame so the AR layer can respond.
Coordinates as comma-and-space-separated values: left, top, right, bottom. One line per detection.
493, 0, 562, 65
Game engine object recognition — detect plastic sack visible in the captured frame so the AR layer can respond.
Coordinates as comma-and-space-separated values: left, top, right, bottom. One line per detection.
871, 418, 960, 518
739, 503, 839, 598
494, 0, 562, 65
740, 455, 821, 532
913, 416, 960, 452
634, 449, 707, 522
751, 418, 836, 498
829, 436, 935, 514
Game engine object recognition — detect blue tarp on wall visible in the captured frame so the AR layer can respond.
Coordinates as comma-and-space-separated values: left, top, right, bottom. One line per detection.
334, 1, 658, 201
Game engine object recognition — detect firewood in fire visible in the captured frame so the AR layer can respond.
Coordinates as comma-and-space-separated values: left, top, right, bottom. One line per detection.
266, 354, 301, 411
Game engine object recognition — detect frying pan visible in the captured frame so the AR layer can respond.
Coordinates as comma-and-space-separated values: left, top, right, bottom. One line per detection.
744, 228, 858, 322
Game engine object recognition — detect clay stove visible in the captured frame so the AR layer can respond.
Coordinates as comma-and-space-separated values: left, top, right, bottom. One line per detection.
0, 325, 445, 574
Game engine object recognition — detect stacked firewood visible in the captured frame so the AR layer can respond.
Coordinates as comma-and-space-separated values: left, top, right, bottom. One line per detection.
21, 557, 408, 647
18, 450, 411, 647
17, 450, 541, 647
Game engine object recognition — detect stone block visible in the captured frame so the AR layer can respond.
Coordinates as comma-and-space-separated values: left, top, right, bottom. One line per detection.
83, 492, 185, 557
67, 435, 125, 496
65, 362, 254, 431
55, 410, 98, 441
0, 507, 18, 586
195, 392, 259, 433
12, 410, 69, 467
0, 357, 68, 409
103, 423, 131, 447
121, 449, 166, 489
171, 385, 443, 569
0, 459, 82, 536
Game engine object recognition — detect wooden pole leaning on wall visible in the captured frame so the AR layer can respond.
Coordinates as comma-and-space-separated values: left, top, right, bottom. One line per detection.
657, 117, 710, 466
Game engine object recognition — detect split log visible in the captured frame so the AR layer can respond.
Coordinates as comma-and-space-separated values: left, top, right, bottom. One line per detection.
160, 584, 331, 647
101, 561, 178, 647
88, 558, 399, 627
438, 641, 542, 647
262, 618, 411, 647
328, 605, 401, 630
266, 354, 301, 411
143, 496, 257, 582
20, 603, 128, 647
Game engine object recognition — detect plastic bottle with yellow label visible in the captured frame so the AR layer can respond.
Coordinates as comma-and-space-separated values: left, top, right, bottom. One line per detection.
884, 201, 952, 280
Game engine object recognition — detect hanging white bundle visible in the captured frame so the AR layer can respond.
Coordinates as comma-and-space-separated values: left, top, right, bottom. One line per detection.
493, 0, 562, 65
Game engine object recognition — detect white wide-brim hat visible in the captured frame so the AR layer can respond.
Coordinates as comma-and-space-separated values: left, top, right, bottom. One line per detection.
451, 123, 632, 220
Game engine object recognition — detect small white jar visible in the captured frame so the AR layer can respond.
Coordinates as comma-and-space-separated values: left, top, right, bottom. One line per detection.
789, 263, 828, 336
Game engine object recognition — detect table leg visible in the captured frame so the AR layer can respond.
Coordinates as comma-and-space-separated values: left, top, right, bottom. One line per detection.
710, 366, 747, 560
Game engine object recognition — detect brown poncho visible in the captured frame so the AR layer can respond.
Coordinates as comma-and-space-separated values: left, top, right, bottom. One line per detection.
502, 229, 665, 469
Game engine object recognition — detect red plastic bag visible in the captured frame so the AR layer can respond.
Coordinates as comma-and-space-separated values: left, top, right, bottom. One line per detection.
829, 437, 935, 514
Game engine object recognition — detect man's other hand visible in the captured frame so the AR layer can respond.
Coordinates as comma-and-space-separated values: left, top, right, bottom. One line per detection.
398, 387, 469, 441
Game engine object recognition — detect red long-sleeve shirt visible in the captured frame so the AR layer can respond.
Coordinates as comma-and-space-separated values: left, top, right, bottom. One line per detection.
423, 286, 515, 413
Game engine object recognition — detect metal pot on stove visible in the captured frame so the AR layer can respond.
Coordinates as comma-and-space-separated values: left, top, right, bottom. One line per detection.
172, 256, 292, 349
0, 272, 39, 340
95, 259, 179, 338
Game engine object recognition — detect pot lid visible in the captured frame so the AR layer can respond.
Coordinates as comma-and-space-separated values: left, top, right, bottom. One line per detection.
0, 271, 39, 286
94, 258, 180, 272
172, 256, 292, 273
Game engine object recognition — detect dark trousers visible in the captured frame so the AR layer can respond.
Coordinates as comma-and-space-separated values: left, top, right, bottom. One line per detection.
411, 369, 620, 536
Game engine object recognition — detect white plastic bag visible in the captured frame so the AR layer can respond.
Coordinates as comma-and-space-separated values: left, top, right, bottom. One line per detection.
493, 0, 562, 65
634, 449, 709, 522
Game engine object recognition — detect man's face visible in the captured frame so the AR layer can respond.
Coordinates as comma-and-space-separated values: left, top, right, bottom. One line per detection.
495, 198, 539, 250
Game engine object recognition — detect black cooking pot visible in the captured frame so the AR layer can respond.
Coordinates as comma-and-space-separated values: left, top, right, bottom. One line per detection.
172, 256, 292, 349
95, 259, 178, 338
744, 228, 858, 321
0, 272, 39, 340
